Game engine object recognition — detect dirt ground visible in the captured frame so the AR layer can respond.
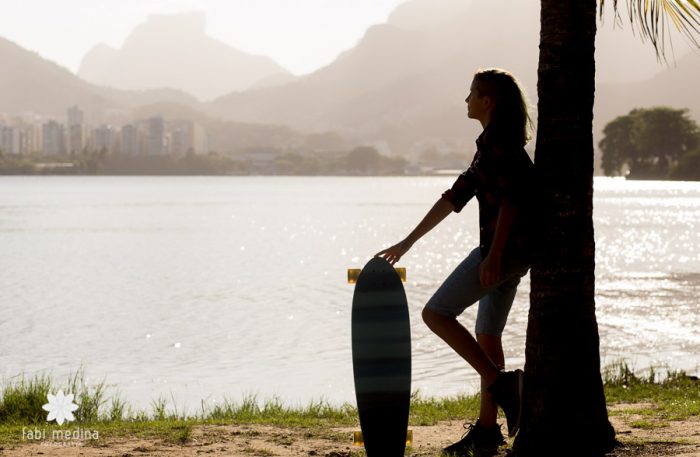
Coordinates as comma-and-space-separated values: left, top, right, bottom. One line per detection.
1, 405, 698, 456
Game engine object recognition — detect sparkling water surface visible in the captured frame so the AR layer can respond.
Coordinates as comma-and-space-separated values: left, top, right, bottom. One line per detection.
1, 176, 698, 413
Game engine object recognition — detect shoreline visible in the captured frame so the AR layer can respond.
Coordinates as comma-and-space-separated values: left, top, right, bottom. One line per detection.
0, 364, 698, 456
0, 404, 698, 456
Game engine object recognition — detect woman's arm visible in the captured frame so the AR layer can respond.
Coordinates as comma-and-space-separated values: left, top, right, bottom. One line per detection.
376, 197, 455, 265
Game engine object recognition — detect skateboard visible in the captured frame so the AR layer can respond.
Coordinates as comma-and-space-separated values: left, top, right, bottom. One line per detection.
350, 257, 411, 456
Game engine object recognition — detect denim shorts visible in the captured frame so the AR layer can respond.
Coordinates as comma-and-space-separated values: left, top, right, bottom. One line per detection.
424, 247, 529, 336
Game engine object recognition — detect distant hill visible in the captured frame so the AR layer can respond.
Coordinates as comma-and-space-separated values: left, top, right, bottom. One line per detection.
206, 0, 539, 153
0, 36, 202, 121
206, 0, 696, 156
0, 37, 117, 119
78, 12, 293, 101
2, 0, 697, 163
0, 36, 319, 154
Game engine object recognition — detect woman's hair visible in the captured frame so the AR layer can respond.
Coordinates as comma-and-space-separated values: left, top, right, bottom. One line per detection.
473, 68, 533, 146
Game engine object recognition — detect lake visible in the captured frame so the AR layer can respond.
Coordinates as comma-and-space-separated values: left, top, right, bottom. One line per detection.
1, 176, 698, 414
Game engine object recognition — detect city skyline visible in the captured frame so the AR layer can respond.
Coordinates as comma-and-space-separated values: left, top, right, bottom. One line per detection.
1, 0, 698, 165
0, 106, 209, 157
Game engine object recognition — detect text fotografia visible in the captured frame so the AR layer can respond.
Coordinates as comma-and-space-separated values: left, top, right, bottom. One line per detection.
22, 426, 99, 446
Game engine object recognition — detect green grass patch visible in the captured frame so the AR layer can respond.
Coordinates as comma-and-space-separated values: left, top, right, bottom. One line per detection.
201, 395, 357, 427
603, 361, 700, 420
0, 362, 697, 447
409, 391, 481, 426
629, 419, 670, 429
0, 368, 110, 425
0, 374, 52, 424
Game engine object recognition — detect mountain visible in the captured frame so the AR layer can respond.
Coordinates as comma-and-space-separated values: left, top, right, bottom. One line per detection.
206, 0, 540, 153
0, 36, 116, 119
3, 0, 697, 159
0, 36, 201, 121
78, 12, 293, 101
0, 36, 319, 154
207, 0, 696, 155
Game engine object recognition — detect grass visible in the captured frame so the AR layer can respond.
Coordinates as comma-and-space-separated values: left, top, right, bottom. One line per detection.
409, 391, 481, 426
629, 419, 669, 429
0, 362, 697, 447
603, 361, 700, 420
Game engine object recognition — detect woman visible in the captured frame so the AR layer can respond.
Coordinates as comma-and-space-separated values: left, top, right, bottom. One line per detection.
376, 68, 535, 455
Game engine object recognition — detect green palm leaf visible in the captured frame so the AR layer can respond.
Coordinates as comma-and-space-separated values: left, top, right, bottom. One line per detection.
601, 0, 700, 58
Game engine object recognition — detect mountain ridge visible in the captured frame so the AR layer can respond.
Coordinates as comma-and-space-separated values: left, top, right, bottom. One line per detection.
78, 12, 293, 101
2, 0, 698, 160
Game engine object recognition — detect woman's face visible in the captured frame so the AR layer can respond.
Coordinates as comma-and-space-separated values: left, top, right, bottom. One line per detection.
465, 80, 491, 123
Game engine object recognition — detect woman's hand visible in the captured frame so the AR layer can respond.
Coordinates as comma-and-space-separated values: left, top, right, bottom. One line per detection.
375, 240, 412, 266
374, 198, 453, 266
479, 254, 502, 288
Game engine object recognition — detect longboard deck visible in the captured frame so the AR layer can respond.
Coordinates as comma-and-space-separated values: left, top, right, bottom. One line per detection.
351, 257, 411, 456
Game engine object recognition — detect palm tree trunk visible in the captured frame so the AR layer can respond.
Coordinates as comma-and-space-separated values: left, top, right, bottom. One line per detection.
512, 1, 616, 454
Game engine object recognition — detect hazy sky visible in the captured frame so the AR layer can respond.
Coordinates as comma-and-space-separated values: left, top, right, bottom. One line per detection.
0, 0, 408, 76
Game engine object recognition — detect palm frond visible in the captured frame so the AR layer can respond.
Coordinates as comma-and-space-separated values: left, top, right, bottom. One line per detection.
600, 0, 700, 60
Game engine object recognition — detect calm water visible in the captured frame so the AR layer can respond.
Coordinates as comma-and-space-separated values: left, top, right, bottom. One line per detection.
1, 176, 699, 413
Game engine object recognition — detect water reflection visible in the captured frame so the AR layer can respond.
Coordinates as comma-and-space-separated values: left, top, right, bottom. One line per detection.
0, 176, 698, 412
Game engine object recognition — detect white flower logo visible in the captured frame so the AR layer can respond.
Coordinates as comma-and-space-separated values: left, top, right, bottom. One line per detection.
42, 390, 79, 425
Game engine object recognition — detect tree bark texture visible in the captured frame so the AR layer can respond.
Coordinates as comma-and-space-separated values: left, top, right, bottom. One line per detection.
513, 1, 616, 455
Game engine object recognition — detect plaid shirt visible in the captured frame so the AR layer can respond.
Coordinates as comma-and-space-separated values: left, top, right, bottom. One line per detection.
442, 127, 534, 259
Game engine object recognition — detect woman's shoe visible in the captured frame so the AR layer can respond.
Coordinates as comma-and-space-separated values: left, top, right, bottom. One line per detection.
442, 420, 505, 456
487, 369, 523, 437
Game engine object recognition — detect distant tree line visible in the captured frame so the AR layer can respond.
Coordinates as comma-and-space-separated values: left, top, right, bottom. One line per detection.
600, 107, 700, 180
0, 146, 410, 176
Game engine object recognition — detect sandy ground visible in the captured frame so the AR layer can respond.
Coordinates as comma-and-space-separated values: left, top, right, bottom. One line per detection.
1, 405, 698, 456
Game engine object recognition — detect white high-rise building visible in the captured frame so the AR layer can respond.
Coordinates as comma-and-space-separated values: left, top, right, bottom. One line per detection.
0, 124, 20, 154
67, 106, 85, 154
93, 125, 115, 152
169, 120, 209, 156
68, 124, 84, 154
193, 123, 208, 155
42, 121, 65, 155
148, 117, 164, 155
121, 124, 139, 155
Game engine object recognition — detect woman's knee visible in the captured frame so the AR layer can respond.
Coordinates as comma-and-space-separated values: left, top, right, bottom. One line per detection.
422, 307, 437, 329
422, 307, 449, 331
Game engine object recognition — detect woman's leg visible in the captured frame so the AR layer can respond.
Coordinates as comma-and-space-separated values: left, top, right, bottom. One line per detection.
424, 252, 530, 444
473, 271, 525, 426
423, 249, 528, 418
477, 333, 504, 427
422, 248, 502, 384
422, 308, 500, 386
